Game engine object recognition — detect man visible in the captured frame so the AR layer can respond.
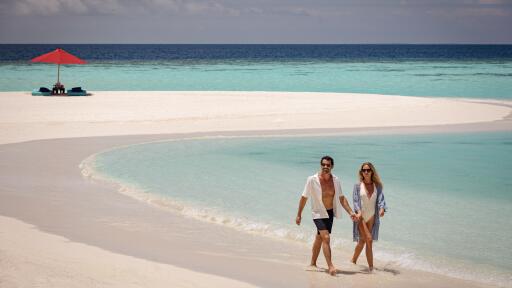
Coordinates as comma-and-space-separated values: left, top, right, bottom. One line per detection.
296, 155, 357, 276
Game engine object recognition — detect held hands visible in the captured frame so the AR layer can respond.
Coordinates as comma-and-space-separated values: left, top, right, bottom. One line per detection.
353, 212, 362, 222
297, 212, 368, 225
350, 212, 359, 222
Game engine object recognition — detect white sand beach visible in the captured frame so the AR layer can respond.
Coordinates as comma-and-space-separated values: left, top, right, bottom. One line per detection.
0, 91, 510, 288
1, 91, 511, 144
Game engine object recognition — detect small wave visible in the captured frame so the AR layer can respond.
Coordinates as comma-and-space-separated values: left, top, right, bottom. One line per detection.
80, 154, 314, 245
375, 250, 511, 288
413, 72, 512, 77
80, 151, 512, 288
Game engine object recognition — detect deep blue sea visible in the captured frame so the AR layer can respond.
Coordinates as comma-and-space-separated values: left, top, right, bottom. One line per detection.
1, 44, 512, 99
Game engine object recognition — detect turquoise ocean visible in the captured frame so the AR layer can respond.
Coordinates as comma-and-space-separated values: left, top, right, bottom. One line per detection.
2, 60, 512, 99
3, 45, 511, 286
1, 44, 512, 99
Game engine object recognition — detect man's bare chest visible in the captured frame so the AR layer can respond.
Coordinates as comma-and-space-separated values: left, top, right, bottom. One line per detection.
320, 180, 335, 198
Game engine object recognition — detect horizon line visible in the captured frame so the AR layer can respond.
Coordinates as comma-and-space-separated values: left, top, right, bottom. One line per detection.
1, 43, 512, 45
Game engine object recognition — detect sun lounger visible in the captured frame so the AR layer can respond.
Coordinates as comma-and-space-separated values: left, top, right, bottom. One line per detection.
32, 87, 52, 96
66, 87, 87, 96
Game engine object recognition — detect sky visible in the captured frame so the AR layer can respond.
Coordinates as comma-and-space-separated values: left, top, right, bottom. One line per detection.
0, 0, 511, 44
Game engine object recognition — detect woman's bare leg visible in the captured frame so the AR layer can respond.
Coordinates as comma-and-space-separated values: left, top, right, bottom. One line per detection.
351, 223, 366, 264
363, 217, 375, 271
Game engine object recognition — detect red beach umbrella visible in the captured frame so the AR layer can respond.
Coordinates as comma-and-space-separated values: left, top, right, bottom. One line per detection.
31, 48, 87, 83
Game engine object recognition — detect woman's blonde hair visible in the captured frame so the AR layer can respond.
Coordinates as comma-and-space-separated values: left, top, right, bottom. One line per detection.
358, 162, 383, 189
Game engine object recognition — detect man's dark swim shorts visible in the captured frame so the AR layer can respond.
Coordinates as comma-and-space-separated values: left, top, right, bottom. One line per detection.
313, 209, 334, 234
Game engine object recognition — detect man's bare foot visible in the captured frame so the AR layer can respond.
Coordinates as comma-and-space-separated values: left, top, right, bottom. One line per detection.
368, 266, 374, 273
351, 258, 357, 264
328, 266, 337, 276
305, 264, 321, 272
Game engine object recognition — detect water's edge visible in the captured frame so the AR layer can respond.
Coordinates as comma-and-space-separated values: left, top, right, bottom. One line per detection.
79, 133, 511, 288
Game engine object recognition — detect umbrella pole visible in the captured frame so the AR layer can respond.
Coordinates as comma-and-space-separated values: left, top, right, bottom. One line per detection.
57, 64, 60, 83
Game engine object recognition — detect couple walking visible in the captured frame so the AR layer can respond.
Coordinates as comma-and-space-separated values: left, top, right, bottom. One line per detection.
296, 156, 387, 275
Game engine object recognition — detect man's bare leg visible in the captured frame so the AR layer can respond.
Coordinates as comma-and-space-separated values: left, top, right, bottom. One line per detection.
310, 234, 322, 267
319, 230, 336, 276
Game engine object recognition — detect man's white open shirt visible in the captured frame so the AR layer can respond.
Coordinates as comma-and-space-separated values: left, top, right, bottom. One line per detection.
302, 173, 344, 219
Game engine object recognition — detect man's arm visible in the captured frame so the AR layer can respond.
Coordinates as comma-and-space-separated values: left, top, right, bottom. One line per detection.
339, 195, 357, 221
296, 196, 308, 225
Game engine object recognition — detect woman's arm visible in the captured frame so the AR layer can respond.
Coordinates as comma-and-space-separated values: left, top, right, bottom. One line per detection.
377, 186, 387, 217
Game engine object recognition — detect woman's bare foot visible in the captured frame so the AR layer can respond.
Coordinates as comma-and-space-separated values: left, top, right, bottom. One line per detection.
328, 266, 337, 276
351, 258, 357, 264
368, 266, 374, 273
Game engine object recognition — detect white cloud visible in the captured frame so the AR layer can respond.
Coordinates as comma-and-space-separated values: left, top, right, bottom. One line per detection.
428, 5, 510, 17
60, 0, 89, 13
184, 1, 240, 16
86, 0, 126, 14
244, 7, 263, 14
12, 0, 132, 15
272, 6, 349, 18
14, 0, 61, 15
286, 7, 319, 17
462, 6, 509, 15
142, 0, 181, 12
478, 0, 506, 4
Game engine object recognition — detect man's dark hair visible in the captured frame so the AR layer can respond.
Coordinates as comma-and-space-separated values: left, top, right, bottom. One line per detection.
320, 155, 334, 166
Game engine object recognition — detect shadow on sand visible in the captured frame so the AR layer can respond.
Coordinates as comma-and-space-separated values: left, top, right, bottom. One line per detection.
305, 265, 401, 277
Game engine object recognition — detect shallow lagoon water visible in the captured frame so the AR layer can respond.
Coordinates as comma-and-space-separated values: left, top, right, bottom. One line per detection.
91, 132, 512, 287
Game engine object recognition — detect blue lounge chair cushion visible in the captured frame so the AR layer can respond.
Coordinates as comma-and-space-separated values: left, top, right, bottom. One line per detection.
67, 87, 87, 96
32, 87, 51, 96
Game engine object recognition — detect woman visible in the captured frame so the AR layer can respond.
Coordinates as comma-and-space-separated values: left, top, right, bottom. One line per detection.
351, 162, 387, 272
